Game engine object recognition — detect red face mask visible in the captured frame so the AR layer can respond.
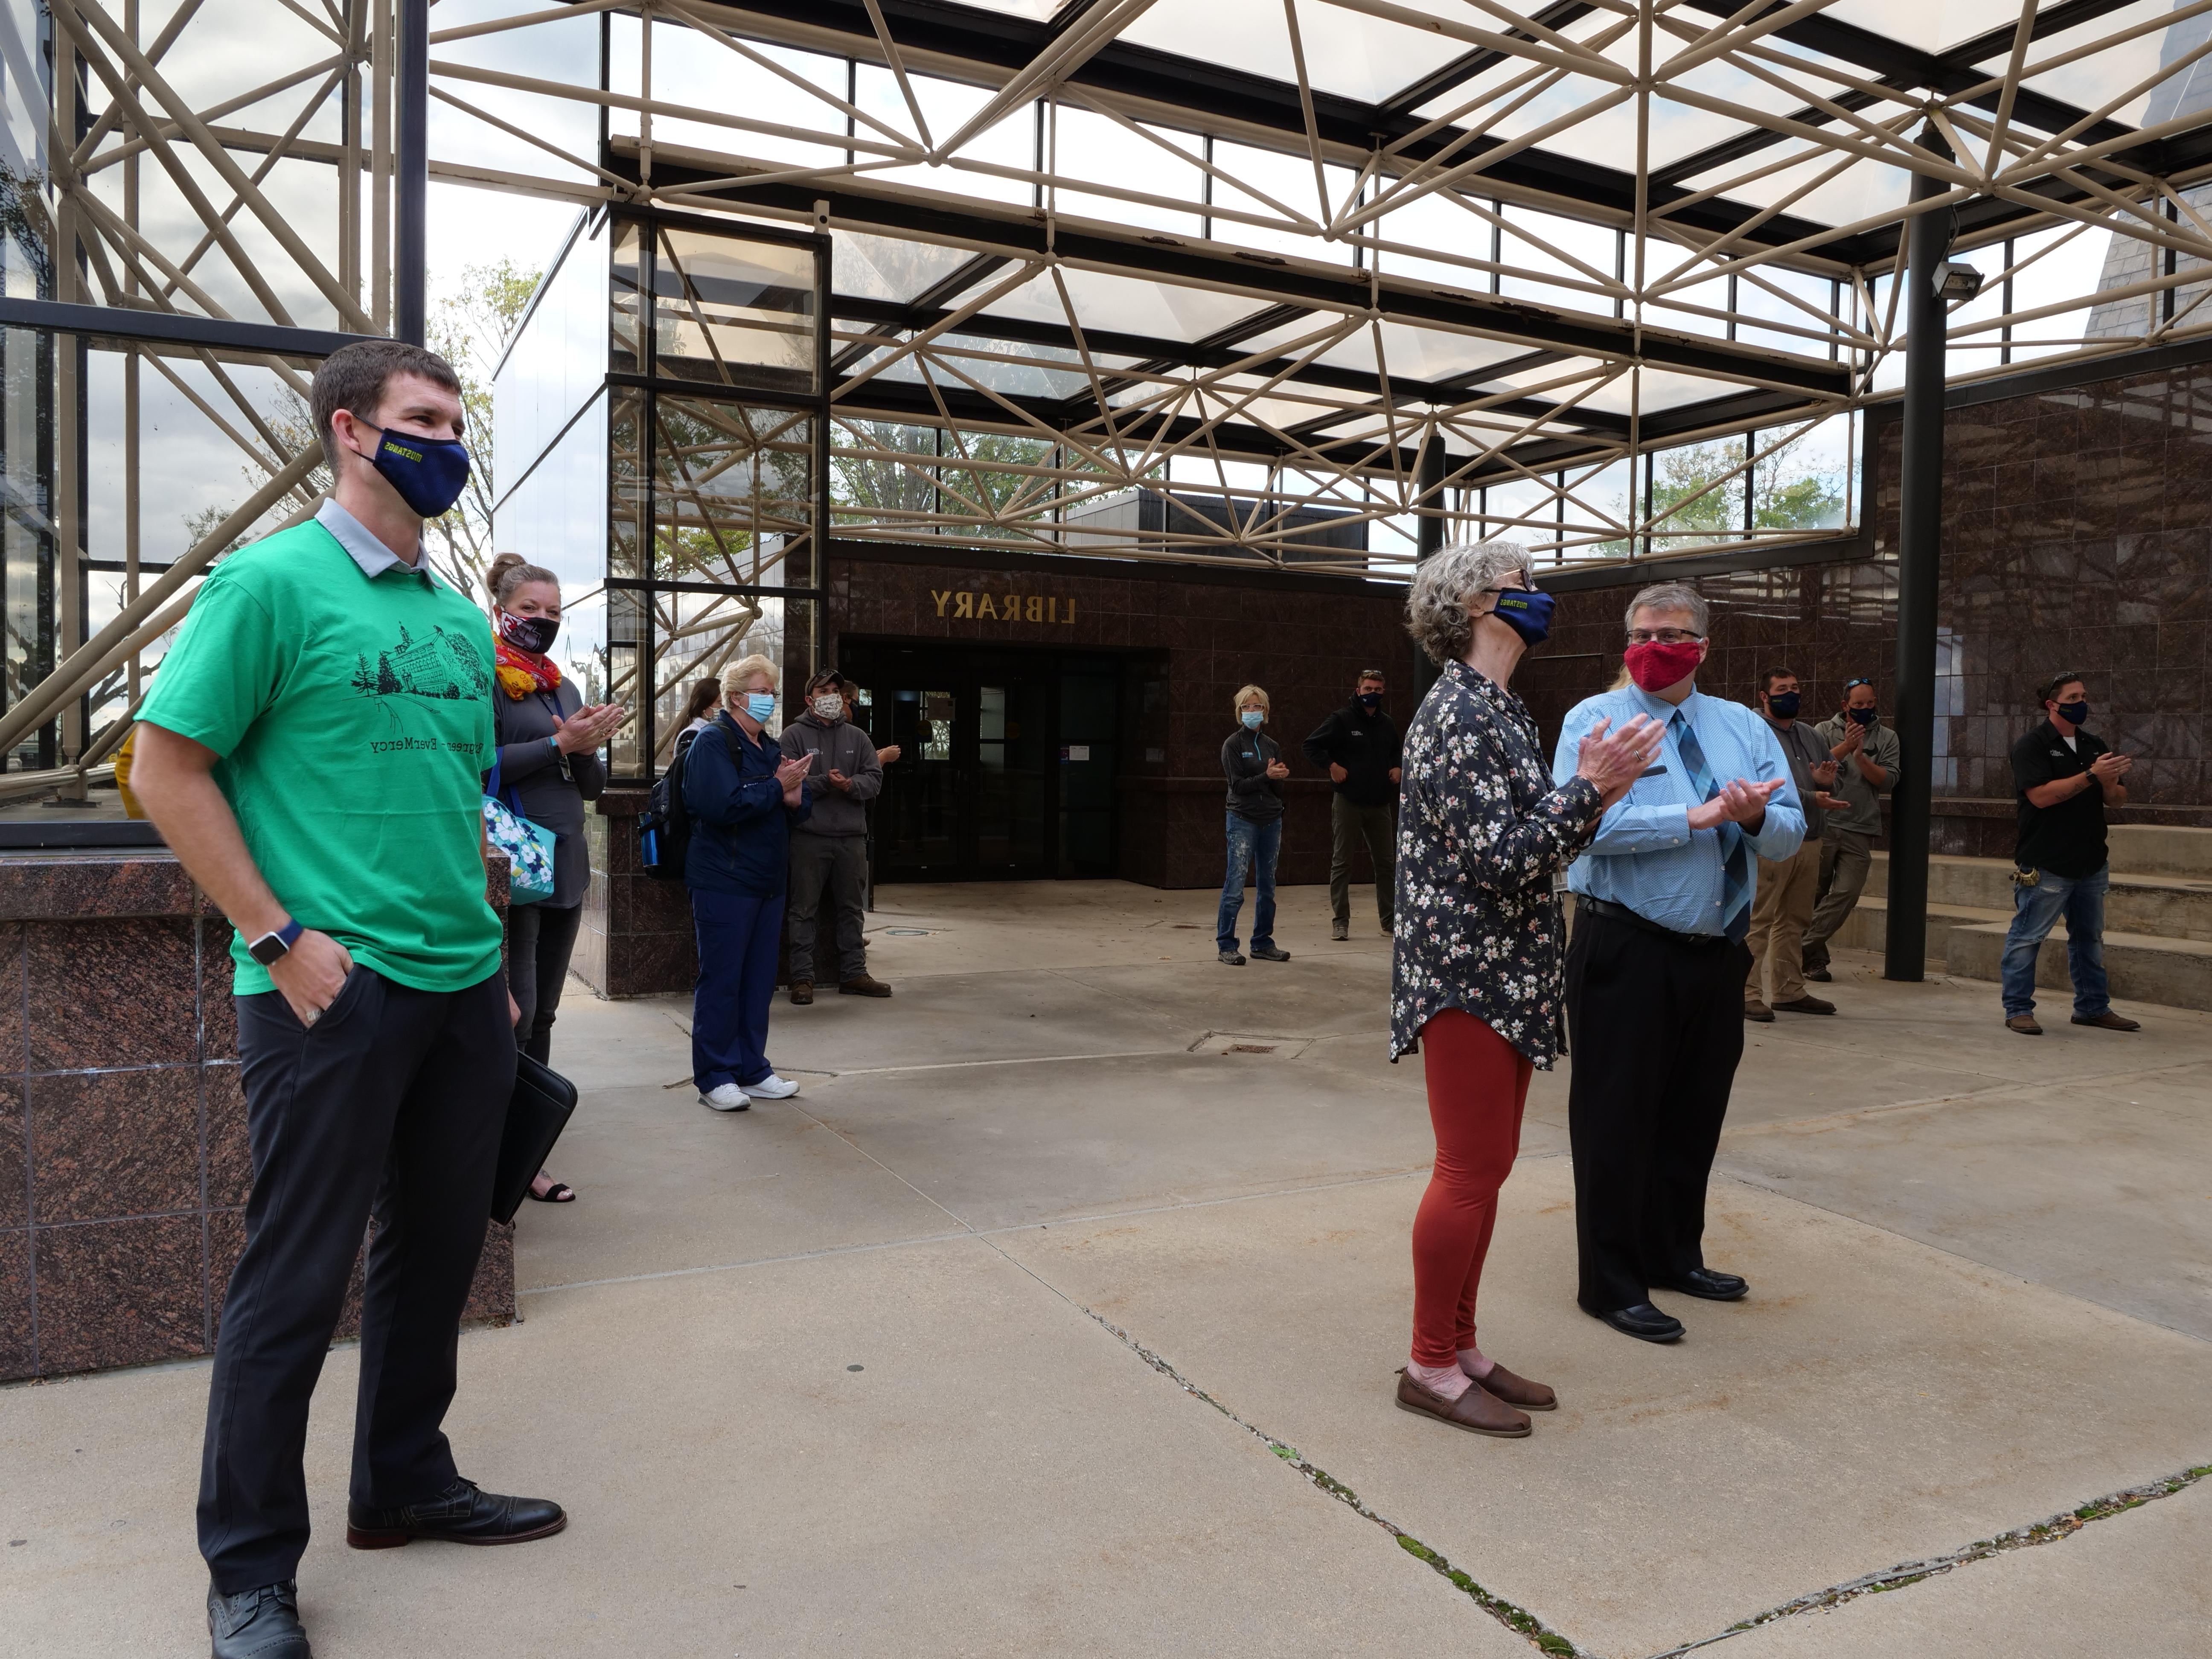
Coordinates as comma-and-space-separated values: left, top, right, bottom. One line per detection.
1623, 638, 1704, 693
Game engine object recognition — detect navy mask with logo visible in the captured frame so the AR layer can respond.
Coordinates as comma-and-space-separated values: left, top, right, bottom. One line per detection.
1848, 707, 1878, 727
2055, 700, 2090, 728
359, 421, 472, 518
1490, 587, 1554, 646
1767, 691, 1801, 719
1356, 691, 1382, 710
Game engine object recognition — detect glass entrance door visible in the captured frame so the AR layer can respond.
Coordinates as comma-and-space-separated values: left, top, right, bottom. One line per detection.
867, 670, 1051, 880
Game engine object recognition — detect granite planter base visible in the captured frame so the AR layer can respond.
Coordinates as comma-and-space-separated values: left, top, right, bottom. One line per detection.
0, 850, 516, 1384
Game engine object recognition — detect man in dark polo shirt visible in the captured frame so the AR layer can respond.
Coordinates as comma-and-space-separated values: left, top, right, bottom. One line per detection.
2002, 670, 2139, 1035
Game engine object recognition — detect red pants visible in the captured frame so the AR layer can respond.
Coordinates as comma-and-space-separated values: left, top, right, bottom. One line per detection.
1410, 1009, 1533, 1368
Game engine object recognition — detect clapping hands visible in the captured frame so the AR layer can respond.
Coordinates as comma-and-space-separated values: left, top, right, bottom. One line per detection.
1575, 714, 1665, 809
1687, 777, 1784, 831
553, 702, 628, 755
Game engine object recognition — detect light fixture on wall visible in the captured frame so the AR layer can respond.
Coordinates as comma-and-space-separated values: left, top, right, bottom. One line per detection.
1934, 261, 1986, 303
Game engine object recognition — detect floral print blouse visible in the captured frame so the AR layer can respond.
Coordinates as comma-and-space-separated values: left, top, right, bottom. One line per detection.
1389, 660, 1604, 1068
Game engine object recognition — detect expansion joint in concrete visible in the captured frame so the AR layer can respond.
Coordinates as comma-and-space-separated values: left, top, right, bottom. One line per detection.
1647, 1461, 2212, 1659
1074, 1305, 1586, 1658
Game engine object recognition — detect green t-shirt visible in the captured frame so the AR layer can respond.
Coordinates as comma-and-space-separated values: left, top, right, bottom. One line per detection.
137, 518, 503, 995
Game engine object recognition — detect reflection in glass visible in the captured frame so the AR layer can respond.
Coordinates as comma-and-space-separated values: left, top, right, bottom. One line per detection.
652, 228, 816, 394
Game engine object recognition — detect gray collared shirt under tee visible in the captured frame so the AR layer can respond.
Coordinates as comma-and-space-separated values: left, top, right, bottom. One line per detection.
314, 498, 443, 586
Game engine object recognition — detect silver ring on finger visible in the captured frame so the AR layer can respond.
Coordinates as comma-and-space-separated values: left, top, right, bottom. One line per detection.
303, 1006, 321, 1027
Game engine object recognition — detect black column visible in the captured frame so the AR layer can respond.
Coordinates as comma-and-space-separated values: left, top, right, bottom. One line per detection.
1413, 430, 1447, 696
395, 0, 429, 346
1885, 131, 1952, 981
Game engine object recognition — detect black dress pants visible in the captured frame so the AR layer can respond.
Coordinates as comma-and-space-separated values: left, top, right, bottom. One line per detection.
506, 900, 583, 1064
198, 966, 516, 1593
1563, 908, 1751, 1315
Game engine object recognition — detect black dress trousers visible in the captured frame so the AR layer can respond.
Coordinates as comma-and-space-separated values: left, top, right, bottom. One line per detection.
198, 966, 516, 1594
1562, 908, 1752, 1315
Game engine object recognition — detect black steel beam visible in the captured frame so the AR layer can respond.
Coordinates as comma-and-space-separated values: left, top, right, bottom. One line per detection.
397, 0, 429, 346
0, 296, 375, 358
618, 153, 1852, 398
1886, 137, 1953, 983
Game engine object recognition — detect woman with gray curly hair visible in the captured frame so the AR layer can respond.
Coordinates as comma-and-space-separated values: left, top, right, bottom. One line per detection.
1388, 541, 1661, 1438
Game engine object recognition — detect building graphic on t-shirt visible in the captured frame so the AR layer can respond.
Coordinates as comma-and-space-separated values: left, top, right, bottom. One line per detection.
349, 623, 491, 704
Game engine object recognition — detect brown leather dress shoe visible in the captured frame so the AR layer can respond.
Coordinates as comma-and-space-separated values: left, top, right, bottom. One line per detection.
839, 974, 893, 997
1394, 1371, 1530, 1438
1772, 994, 1836, 1015
1744, 999, 1775, 1022
2005, 1013, 2043, 1035
789, 979, 814, 1006
2071, 1010, 2141, 1030
1472, 1362, 1555, 1411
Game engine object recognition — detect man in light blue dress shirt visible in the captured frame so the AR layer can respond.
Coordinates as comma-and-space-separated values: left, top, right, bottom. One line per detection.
1550, 582, 1805, 1344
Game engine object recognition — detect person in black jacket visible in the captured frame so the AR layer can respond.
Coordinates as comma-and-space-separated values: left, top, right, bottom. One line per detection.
1303, 667, 1404, 941
1219, 684, 1292, 967
486, 553, 627, 1202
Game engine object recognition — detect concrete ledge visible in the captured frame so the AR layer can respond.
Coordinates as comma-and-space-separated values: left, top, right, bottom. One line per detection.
1835, 898, 2212, 1012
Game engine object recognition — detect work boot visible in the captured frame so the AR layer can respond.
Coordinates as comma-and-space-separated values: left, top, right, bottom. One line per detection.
2071, 1010, 2140, 1031
1744, 999, 1775, 1022
789, 979, 813, 1006
2005, 1013, 2043, 1035
839, 974, 893, 997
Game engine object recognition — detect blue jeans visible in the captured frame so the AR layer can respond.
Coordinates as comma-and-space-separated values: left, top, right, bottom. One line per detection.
2000, 864, 2110, 1018
1218, 812, 1281, 953
691, 887, 786, 1088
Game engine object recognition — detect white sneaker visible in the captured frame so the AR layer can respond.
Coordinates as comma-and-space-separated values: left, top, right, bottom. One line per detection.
699, 1083, 751, 1112
742, 1072, 801, 1100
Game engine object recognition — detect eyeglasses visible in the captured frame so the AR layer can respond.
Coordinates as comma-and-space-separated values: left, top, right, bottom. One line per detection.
1626, 628, 1704, 646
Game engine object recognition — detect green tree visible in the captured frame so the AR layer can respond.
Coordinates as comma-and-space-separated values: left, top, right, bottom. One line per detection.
1594, 432, 1846, 559
426, 258, 542, 594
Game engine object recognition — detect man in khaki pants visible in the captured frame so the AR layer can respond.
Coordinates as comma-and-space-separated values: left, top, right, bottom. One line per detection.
1746, 669, 1850, 1020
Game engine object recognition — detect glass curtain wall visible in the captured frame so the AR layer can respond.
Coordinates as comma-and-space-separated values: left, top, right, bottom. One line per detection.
497, 208, 828, 781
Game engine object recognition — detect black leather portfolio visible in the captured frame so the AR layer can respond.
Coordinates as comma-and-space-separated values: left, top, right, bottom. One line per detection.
490, 1053, 579, 1225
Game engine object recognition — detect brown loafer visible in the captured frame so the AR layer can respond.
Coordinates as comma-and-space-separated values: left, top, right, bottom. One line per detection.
789, 979, 814, 1006
1744, 999, 1775, 1022
1473, 1362, 1555, 1411
2071, 1010, 2141, 1031
2005, 1013, 2042, 1035
1394, 1371, 1530, 1438
839, 974, 894, 997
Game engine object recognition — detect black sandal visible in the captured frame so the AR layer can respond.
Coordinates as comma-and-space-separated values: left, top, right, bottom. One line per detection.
526, 1181, 577, 1203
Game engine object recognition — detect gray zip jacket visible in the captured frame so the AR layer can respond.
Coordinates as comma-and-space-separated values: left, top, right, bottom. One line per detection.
779, 710, 883, 837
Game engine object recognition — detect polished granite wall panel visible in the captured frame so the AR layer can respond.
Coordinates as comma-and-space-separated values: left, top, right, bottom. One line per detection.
0, 853, 517, 1382
829, 553, 1412, 888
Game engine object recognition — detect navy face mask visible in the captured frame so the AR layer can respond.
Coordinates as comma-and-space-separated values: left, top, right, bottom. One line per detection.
1356, 691, 1382, 710
1767, 691, 1802, 719
358, 421, 472, 518
1848, 706, 1878, 726
2055, 700, 2090, 727
1489, 587, 1554, 646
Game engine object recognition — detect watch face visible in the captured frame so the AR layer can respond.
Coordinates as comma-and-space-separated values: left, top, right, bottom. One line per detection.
248, 932, 289, 966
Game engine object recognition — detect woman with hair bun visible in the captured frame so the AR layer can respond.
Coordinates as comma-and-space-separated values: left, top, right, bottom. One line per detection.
485, 552, 628, 1202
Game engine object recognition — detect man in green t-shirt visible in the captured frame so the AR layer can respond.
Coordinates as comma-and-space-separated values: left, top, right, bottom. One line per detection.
132, 341, 565, 1659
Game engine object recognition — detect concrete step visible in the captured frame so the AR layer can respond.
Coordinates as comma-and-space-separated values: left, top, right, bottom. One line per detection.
2107, 824, 2212, 879
1832, 896, 2212, 1013
1867, 853, 2212, 943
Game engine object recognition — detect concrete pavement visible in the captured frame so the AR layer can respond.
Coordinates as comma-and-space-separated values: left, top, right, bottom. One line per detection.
3, 880, 2206, 1657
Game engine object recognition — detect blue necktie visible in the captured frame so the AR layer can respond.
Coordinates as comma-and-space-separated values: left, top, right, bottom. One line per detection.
1674, 711, 1749, 942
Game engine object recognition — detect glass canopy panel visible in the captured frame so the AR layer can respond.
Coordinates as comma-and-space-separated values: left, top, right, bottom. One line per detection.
652, 228, 816, 395
832, 235, 984, 306
1818, 0, 2043, 56
856, 67, 1036, 207
959, 265, 1264, 345
1117, 0, 1476, 104
605, 21, 850, 170
650, 397, 815, 588
1209, 140, 1361, 262
1051, 108, 1205, 238
425, 0, 600, 188
2019, 0, 2201, 128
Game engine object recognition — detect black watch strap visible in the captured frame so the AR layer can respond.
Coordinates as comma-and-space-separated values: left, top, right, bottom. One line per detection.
247, 919, 305, 966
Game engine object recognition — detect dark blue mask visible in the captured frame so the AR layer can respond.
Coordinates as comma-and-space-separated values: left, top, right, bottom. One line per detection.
362, 421, 472, 518
1490, 587, 1554, 646
1767, 691, 1801, 719
1848, 707, 1878, 726
2055, 700, 2090, 728
1356, 692, 1382, 710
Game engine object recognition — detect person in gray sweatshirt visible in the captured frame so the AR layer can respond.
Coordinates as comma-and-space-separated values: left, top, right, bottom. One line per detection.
780, 671, 890, 1001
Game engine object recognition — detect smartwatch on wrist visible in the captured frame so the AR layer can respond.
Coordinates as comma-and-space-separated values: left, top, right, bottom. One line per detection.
247, 919, 305, 966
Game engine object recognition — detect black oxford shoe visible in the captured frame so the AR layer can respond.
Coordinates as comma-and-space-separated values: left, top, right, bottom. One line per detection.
1656, 1267, 1749, 1301
346, 1478, 566, 1550
1589, 1302, 1685, 1343
208, 1580, 311, 1659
